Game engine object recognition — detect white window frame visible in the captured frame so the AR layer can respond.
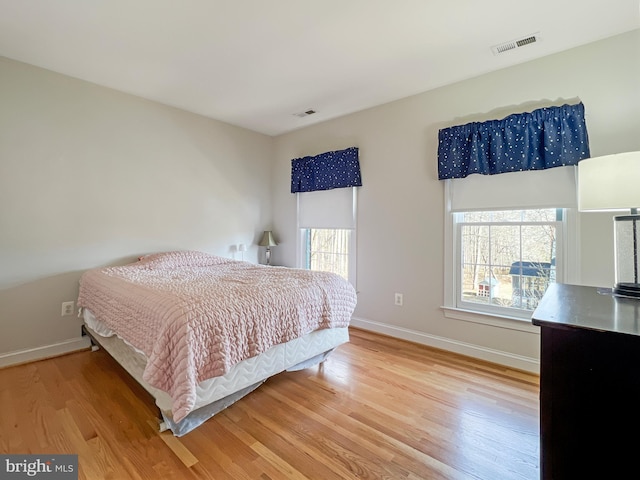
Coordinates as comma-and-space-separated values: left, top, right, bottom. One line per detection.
442, 180, 580, 332
296, 187, 358, 288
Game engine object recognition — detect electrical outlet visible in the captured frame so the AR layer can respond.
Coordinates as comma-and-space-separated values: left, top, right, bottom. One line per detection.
61, 301, 74, 316
394, 293, 403, 306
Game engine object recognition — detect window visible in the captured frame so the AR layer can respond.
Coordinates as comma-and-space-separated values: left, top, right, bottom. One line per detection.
291, 146, 360, 287
443, 167, 578, 324
437, 104, 588, 324
297, 187, 357, 286
455, 209, 563, 318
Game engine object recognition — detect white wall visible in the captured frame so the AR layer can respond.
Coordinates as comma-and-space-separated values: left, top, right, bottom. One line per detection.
1, 30, 638, 371
0, 57, 273, 364
272, 29, 640, 371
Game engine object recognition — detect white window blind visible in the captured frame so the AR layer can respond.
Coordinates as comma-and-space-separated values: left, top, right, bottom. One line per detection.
448, 166, 577, 212
297, 187, 356, 229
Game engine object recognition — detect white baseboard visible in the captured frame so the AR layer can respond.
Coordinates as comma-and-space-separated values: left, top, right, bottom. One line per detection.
0, 322, 539, 373
350, 316, 540, 374
0, 336, 92, 369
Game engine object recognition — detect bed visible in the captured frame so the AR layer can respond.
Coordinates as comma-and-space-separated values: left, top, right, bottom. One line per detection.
77, 250, 357, 436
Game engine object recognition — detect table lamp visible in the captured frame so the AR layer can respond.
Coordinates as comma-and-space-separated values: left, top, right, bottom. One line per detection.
259, 230, 277, 265
578, 151, 640, 297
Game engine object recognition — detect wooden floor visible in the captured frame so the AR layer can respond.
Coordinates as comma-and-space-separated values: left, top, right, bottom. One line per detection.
0, 328, 540, 479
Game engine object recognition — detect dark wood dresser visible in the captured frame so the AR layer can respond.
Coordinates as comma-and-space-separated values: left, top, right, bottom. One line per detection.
532, 283, 640, 479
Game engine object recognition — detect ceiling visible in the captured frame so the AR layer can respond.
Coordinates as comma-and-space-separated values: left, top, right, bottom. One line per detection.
0, 1, 638, 136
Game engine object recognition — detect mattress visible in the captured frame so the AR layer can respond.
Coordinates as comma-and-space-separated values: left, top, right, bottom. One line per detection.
83, 309, 349, 435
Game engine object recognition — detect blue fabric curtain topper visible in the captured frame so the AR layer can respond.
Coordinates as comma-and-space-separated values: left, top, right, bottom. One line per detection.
291, 146, 362, 193
437, 103, 590, 180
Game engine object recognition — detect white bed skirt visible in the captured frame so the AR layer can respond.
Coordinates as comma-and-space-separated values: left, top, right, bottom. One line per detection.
82, 309, 349, 436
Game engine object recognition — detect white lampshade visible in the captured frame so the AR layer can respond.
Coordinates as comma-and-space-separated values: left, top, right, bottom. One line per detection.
578, 151, 640, 211
578, 151, 640, 297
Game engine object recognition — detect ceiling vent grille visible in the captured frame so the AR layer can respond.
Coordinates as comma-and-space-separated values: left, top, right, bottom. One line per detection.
293, 109, 317, 118
492, 33, 540, 55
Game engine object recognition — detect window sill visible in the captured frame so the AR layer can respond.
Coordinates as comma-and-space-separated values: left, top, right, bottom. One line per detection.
441, 306, 540, 334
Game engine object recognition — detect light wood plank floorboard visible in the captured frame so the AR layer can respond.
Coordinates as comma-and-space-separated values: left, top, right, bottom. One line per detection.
0, 328, 540, 479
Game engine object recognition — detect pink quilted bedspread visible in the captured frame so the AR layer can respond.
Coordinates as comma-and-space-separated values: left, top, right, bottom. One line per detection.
77, 250, 357, 422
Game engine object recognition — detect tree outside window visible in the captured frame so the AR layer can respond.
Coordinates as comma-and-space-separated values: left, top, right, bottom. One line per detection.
303, 228, 351, 281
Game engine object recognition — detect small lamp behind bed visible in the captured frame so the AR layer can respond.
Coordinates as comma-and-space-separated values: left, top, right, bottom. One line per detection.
259, 230, 278, 265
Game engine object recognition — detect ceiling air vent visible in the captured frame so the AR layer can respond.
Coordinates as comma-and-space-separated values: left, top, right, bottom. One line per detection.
491, 33, 540, 55
293, 109, 317, 118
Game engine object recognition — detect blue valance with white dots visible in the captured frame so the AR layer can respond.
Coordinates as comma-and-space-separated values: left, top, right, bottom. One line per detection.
291, 146, 362, 193
437, 103, 590, 180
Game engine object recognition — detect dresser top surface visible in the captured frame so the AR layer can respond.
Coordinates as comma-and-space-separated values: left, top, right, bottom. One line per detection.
532, 283, 640, 336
